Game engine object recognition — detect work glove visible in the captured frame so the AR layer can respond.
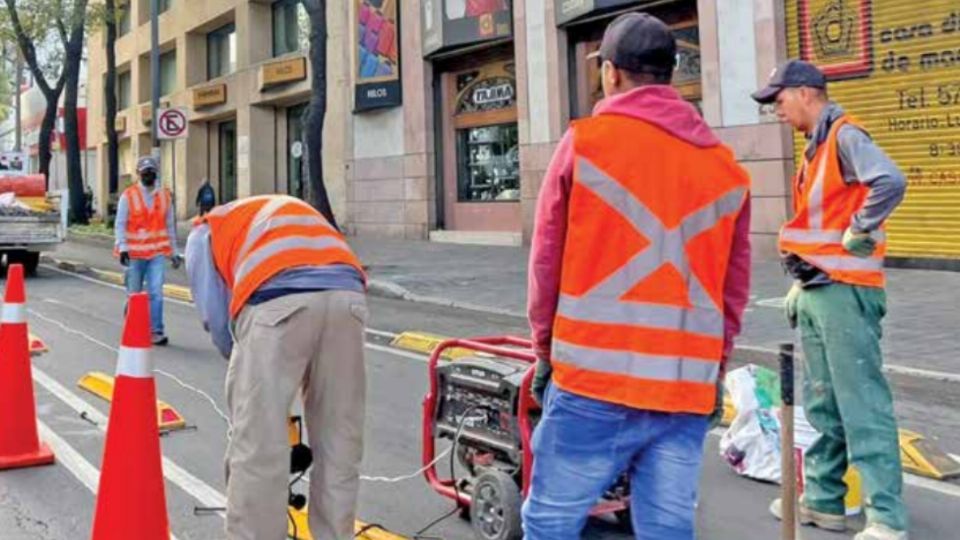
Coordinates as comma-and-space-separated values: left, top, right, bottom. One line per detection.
119, 251, 130, 267
842, 227, 877, 258
170, 254, 183, 270
530, 358, 552, 407
784, 282, 801, 330
708, 378, 725, 430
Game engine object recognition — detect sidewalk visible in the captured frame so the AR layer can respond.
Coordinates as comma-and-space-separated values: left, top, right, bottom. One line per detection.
61, 230, 960, 374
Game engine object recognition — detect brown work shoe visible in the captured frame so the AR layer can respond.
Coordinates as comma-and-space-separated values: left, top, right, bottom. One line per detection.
769, 498, 846, 532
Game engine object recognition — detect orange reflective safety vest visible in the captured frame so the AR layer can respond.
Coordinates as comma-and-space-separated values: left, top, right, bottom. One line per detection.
201, 195, 366, 318
115, 185, 173, 260
551, 115, 750, 415
778, 115, 886, 288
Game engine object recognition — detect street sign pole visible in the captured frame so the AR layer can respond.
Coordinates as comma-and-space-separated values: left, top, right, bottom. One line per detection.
150, 0, 160, 158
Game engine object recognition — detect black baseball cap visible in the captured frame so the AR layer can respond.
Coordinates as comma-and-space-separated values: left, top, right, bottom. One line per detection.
752, 60, 827, 104
587, 13, 676, 76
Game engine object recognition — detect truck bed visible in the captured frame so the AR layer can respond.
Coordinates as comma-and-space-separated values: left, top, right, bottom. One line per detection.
0, 210, 64, 247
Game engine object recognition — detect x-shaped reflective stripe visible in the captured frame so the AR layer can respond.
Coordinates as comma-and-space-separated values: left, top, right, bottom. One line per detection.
558, 158, 747, 338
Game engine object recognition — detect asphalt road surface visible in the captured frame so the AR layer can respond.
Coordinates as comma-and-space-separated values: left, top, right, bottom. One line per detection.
0, 265, 958, 539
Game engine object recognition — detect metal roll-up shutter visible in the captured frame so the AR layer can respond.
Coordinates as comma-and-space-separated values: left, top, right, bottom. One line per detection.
785, 0, 960, 260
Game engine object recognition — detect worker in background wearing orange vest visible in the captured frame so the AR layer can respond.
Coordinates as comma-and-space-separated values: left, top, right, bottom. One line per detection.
184, 195, 367, 540
753, 61, 908, 540
524, 13, 752, 540
114, 155, 181, 346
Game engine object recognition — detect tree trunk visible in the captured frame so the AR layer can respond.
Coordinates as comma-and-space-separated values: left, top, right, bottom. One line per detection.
38, 98, 58, 186
301, 0, 337, 230
105, 0, 120, 210
63, 0, 88, 224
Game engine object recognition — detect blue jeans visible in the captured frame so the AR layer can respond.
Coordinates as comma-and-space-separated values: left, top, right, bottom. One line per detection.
522, 384, 710, 540
125, 255, 166, 335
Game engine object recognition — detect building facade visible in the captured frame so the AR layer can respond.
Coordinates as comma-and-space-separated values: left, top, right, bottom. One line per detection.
87, 0, 353, 220
87, 0, 960, 265
346, 0, 794, 257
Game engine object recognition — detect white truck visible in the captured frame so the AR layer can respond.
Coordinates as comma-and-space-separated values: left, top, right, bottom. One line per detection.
0, 190, 68, 275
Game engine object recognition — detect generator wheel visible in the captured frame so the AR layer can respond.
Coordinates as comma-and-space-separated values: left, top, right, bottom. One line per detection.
470, 470, 522, 540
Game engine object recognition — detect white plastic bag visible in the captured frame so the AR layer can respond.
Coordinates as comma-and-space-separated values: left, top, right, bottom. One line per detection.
719, 364, 783, 482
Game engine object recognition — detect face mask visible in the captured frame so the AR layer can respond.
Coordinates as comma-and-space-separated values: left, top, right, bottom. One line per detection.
141, 171, 157, 187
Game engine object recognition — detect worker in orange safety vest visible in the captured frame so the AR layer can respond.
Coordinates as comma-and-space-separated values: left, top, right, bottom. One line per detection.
753, 60, 908, 540
523, 13, 752, 540
185, 195, 367, 540
114, 155, 181, 346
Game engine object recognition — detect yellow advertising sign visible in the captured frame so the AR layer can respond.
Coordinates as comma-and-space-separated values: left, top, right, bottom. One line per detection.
786, 0, 960, 259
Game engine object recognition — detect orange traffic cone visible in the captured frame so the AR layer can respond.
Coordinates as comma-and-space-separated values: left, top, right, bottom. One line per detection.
91, 292, 170, 540
0, 263, 55, 470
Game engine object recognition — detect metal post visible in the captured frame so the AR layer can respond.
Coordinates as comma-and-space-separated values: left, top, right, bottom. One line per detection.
780, 343, 797, 540
171, 140, 177, 219
14, 47, 22, 152
150, 0, 160, 155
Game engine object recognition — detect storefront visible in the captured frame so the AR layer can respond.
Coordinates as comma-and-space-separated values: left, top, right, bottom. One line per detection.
557, 0, 701, 118
423, 0, 520, 237
786, 0, 960, 263
286, 103, 308, 200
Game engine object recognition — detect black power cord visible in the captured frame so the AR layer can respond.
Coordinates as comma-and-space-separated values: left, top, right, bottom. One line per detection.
413, 404, 481, 539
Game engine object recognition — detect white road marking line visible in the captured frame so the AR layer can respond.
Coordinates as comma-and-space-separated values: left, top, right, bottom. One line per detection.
33, 367, 228, 514
364, 342, 429, 363
365, 328, 399, 339
37, 421, 100, 492
36, 421, 184, 540
736, 344, 960, 384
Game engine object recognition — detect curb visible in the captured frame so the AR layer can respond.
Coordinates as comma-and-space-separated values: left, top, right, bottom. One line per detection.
367, 278, 526, 318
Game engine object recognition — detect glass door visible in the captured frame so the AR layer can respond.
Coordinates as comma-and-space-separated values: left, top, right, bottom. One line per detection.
218, 120, 237, 203
287, 104, 308, 200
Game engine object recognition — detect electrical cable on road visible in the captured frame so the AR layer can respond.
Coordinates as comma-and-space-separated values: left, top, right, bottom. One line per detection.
28, 303, 493, 538
412, 405, 480, 539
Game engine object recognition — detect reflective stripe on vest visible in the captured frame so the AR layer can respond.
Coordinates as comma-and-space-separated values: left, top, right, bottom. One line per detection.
557, 158, 746, 340
780, 228, 886, 244
553, 339, 720, 384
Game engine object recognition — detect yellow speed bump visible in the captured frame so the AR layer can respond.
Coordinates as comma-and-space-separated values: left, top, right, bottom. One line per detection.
28, 333, 49, 356
90, 268, 125, 287
163, 283, 193, 302
899, 429, 960, 480
721, 390, 736, 427
390, 331, 479, 360
287, 508, 408, 540
77, 371, 187, 431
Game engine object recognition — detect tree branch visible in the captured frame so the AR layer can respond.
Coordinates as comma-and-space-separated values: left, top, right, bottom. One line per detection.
3, 0, 55, 98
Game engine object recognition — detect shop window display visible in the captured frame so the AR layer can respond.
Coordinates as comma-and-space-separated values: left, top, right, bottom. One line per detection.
452, 61, 520, 203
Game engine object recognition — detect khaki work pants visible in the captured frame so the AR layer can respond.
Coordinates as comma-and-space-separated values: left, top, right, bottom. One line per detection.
224, 290, 367, 540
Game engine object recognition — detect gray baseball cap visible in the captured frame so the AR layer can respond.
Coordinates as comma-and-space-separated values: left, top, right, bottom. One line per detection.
587, 13, 676, 76
136, 155, 159, 173
752, 60, 827, 104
